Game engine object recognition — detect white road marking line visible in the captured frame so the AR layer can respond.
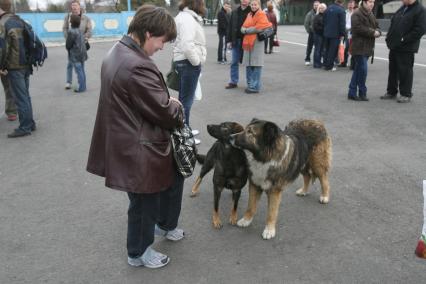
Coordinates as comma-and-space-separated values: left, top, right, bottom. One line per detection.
280, 39, 426, 68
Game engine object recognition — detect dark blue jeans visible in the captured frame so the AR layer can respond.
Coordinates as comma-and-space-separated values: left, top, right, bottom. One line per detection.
127, 172, 184, 258
175, 60, 201, 126
305, 32, 314, 62
246, 66, 262, 91
324, 37, 340, 69
7, 69, 35, 133
348, 55, 368, 98
72, 61, 86, 92
313, 33, 324, 68
230, 39, 242, 85
217, 33, 227, 62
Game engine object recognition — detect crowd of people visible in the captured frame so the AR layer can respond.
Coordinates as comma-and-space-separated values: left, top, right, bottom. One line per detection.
304, 0, 426, 102
0, 0, 91, 138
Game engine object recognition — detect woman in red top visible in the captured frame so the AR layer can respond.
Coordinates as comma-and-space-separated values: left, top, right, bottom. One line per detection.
264, 1, 278, 54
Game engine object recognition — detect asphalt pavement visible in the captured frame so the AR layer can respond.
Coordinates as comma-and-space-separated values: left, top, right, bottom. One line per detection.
1, 26, 426, 283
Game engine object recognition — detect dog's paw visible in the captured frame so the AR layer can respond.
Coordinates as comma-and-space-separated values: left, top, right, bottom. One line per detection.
262, 226, 276, 240
237, 217, 253, 227
212, 218, 223, 229
319, 195, 329, 204
296, 188, 308, 197
229, 214, 238, 225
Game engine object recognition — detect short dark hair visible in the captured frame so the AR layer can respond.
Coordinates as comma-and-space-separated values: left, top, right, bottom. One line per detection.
70, 14, 81, 28
128, 5, 177, 46
0, 0, 12, 13
70, 0, 80, 6
178, 0, 206, 17
335, 0, 344, 4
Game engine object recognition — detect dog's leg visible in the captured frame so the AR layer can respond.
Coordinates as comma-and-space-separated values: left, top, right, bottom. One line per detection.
296, 174, 311, 197
229, 190, 241, 225
213, 187, 223, 229
190, 176, 203, 197
262, 190, 283, 240
237, 183, 262, 227
318, 174, 330, 204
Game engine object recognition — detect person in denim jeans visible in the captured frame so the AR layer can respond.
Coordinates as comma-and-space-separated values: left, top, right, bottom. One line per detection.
225, 0, 250, 89
347, 0, 380, 101
313, 3, 326, 68
66, 15, 88, 93
0, 1, 35, 138
173, 0, 207, 144
63, 0, 92, 90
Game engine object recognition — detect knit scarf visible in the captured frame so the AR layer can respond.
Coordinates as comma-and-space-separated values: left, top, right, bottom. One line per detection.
242, 10, 272, 51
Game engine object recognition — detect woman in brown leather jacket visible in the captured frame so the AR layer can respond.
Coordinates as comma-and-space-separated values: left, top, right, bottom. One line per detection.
86, 5, 185, 269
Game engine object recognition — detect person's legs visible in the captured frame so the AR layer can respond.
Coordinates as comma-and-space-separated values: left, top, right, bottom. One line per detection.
66, 60, 73, 85
313, 34, 323, 68
222, 35, 227, 62
176, 60, 201, 125
252, 66, 262, 91
397, 52, 414, 97
218, 34, 224, 62
73, 62, 86, 92
2, 75, 17, 117
246, 66, 253, 90
305, 32, 314, 62
157, 172, 185, 231
268, 34, 274, 53
348, 55, 360, 98
343, 35, 349, 66
357, 56, 368, 98
229, 39, 242, 85
7, 69, 34, 134
324, 38, 339, 70
127, 192, 160, 258
386, 50, 399, 96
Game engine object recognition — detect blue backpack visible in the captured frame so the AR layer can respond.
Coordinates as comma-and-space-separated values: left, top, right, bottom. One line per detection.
21, 18, 48, 68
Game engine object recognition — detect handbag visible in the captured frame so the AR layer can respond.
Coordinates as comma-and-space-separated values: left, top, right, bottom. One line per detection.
338, 39, 345, 64
171, 124, 197, 178
273, 34, 280, 47
257, 27, 274, 41
166, 61, 179, 91
85, 41, 90, 51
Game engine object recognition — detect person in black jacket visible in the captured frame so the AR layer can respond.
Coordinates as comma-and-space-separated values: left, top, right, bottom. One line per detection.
217, 1, 231, 63
381, 0, 426, 103
225, 0, 251, 89
322, 0, 346, 71
313, 3, 327, 68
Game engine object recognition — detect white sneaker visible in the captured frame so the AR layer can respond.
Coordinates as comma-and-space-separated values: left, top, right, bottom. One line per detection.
194, 138, 201, 145
128, 246, 170, 268
332, 67, 337, 72
155, 225, 185, 241
191, 129, 200, 136
305, 61, 311, 66
65, 83, 71, 89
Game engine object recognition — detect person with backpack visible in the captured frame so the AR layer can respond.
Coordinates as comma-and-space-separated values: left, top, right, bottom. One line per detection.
66, 15, 87, 93
0, 0, 36, 138
63, 0, 92, 90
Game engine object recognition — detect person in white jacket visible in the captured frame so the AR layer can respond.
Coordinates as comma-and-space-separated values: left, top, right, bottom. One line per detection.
173, 0, 207, 145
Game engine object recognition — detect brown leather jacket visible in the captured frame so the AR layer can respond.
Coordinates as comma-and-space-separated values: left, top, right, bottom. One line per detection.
351, 6, 380, 57
86, 36, 183, 194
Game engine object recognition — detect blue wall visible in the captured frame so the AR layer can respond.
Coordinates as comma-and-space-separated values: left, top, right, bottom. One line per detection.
17, 12, 135, 41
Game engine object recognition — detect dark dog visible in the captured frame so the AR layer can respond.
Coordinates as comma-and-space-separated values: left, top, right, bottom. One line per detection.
231, 118, 332, 239
191, 122, 248, 229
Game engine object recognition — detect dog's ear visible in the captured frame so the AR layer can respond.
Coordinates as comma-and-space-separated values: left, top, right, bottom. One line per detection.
263, 122, 279, 147
250, 118, 259, 124
231, 122, 244, 134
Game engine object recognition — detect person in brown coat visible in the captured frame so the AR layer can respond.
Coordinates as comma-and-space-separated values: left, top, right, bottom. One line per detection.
264, 1, 278, 54
86, 5, 185, 269
347, 0, 381, 101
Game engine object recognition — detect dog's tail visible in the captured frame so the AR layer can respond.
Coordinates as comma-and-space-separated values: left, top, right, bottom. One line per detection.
196, 154, 206, 164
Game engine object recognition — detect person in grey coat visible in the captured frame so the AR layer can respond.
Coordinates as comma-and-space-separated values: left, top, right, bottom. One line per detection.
304, 0, 320, 65
241, 0, 271, 93
66, 15, 88, 93
63, 0, 92, 90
